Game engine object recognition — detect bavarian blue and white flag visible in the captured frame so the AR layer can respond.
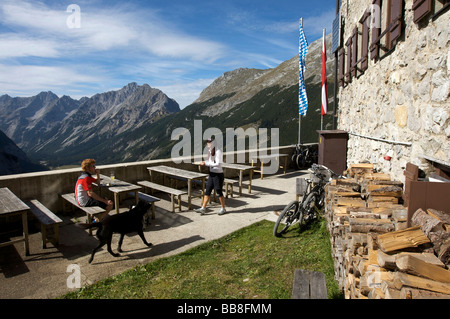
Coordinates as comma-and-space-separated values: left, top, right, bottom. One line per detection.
298, 21, 308, 116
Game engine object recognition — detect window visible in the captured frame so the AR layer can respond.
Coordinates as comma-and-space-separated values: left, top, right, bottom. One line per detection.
359, 11, 371, 72
413, 0, 450, 24
370, 0, 403, 60
338, 48, 345, 87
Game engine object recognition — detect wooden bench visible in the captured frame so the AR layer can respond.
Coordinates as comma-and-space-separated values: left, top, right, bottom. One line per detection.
137, 181, 187, 213
224, 178, 238, 198
61, 193, 105, 235
129, 191, 160, 220
292, 269, 328, 299
26, 199, 63, 248
192, 177, 237, 199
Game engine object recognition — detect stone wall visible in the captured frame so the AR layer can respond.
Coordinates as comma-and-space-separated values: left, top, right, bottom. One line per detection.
0, 145, 294, 214
337, 0, 449, 181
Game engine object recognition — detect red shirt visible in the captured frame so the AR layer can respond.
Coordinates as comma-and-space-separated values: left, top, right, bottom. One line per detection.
75, 172, 97, 206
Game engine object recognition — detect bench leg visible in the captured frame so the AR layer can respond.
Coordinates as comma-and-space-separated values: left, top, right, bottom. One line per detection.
41, 224, 47, 249
151, 202, 155, 219
87, 214, 93, 236
170, 194, 175, 213
53, 224, 60, 246
177, 195, 182, 212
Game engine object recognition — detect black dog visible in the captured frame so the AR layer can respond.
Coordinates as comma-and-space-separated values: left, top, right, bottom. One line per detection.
81, 201, 153, 263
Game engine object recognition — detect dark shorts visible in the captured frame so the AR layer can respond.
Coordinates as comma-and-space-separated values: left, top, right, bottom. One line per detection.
205, 172, 224, 197
84, 197, 107, 209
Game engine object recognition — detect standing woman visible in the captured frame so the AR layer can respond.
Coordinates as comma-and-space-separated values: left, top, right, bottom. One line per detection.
195, 137, 226, 215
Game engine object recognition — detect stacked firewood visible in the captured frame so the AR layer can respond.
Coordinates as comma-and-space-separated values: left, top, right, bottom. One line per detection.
325, 163, 450, 299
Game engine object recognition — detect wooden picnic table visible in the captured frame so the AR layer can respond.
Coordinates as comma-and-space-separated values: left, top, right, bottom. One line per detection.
0, 187, 30, 256
251, 154, 289, 179
221, 163, 254, 195
96, 175, 142, 214
147, 165, 208, 209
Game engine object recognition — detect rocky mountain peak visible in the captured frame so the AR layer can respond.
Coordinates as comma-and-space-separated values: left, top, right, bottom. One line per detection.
193, 33, 334, 117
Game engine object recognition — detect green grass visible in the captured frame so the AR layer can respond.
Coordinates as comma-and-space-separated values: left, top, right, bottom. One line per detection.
62, 218, 342, 299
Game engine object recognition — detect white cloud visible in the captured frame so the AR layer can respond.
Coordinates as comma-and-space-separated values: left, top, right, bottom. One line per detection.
0, 0, 66, 32
0, 63, 105, 96
0, 0, 225, 61
0, 34, 60, 58
157, 78, 216, 109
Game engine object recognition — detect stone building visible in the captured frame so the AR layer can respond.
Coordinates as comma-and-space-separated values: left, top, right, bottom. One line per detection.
334, 0, 449, 181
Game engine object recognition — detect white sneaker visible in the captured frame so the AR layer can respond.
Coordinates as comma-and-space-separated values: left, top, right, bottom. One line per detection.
194, 207, 206, 214
218, 208, 227, 215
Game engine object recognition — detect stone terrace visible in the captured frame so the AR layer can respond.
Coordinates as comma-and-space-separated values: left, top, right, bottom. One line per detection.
0, 146, 305, 298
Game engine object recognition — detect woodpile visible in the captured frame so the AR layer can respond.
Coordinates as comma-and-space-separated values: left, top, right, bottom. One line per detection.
325, 163, 450, 299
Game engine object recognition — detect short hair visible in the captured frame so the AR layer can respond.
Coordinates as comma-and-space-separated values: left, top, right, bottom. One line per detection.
81, 159, 96, 171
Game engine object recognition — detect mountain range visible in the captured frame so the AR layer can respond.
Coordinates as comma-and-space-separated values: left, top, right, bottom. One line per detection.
0, 34, 334, 172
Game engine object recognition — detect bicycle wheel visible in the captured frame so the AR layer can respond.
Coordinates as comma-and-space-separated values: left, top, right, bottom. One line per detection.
300, 192, 318, 224
273, 201, 299, 237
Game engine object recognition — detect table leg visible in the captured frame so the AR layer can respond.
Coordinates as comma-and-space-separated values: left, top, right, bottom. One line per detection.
248, 169, 253, 193
114, 193, 120, 214
284, 156, 288, 174
260, 162, 264, 179
22, 211, 30, 256
187, 180, 192, 209
239, 170, 243, 196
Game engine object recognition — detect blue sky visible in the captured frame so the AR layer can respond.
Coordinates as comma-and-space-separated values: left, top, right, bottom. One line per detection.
0, 0, 336, 108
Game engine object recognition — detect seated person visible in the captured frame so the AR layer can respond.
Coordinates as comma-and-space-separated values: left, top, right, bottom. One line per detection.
75, 159, 113, 221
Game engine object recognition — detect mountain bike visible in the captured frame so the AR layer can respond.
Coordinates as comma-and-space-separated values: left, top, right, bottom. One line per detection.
291, 144, 318, 170
273, 164, 343, 237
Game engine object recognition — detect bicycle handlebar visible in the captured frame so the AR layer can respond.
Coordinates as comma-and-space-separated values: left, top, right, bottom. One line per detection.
308, 164, 346, 182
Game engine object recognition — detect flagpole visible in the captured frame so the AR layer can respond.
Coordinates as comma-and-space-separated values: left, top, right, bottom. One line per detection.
321, 28, 325, 131
298, 18, 303, 145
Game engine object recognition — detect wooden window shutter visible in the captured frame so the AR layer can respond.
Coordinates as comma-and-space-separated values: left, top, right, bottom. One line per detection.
338, 48, 345, 87
388, 0, 404, 49
360, 11, 370, 72
351, 27, 358, 78
412, 0, 432, 23
345, 36, 352, 83
370, 0, 381, 60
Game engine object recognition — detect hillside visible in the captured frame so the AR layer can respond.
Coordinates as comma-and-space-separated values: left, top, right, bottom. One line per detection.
0, 83, 180, 168
0, 34, 335, 168
104, 33, 336, 162
0, 129, 47, 175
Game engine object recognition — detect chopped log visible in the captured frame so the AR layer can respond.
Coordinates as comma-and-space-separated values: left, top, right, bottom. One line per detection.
399, 287, 450, 299
367, 196, 399, 203
395, 255, 450, 283
384, 287, 401, 299
393, 272, 450, 295
336, 197, 366, 207
377, 226, 430, 253
367, 201, 402, 209
412, 208, 445, 235
366, 233, 379, 250
368, 186, 403, 198
349, 163, 374, 173
367, 248, 378, 265
336, 178, 360, 189
427, 208, 450, 225
362, 173, 391, 181
438, 238, 450, 266
350, 211, 380, 219
350, 218, 394, 233
377, 250, 397, 270
363, 183, 403, 195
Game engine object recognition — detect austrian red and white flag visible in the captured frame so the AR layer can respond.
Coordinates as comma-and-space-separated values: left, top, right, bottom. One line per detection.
321, 31, 328, 116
